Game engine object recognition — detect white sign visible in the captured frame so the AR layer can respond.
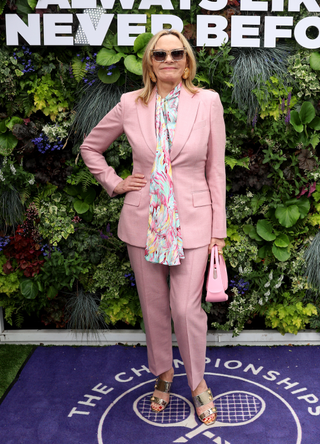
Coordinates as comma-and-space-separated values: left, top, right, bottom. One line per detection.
5, 0, 320, 48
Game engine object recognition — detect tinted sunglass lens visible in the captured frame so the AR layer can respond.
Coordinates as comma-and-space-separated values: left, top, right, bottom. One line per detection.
171, 50, 184, 60
153, 51, 166, 61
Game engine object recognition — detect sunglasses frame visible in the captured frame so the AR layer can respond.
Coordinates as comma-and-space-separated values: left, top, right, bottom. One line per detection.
151, 47, 187, 62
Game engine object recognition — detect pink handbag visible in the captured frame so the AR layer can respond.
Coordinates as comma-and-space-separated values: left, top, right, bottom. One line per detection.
206, 245, 228, 302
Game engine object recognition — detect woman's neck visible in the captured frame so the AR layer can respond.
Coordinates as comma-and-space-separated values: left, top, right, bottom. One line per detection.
156, 80, 181, 98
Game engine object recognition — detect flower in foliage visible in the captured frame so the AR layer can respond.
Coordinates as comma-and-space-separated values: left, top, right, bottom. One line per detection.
0, 236, 10, 251
252, 113, 258, 128
32, 133, 64, 154
41, 244, 61, 257
13, 46, 35, 73
230, 276, 250, 295
100, 223, 113, 239
285, 109, 291, 125
124, 273, 136, 287
72, 215, 82, 223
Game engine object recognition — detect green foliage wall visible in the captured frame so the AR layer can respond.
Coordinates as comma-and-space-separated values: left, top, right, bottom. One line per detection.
1, 0, 320, 335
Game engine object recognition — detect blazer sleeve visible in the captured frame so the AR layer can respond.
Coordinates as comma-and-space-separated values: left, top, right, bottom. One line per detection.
206, 93, 227, 239
80, 97, 125, 197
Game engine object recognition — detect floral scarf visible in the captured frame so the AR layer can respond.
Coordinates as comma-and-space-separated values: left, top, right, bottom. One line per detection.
144, 83, 185, 266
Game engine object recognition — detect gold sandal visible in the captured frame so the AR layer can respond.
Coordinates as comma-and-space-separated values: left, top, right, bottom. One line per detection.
192, 388, 217, 425
150, 377, 172, 412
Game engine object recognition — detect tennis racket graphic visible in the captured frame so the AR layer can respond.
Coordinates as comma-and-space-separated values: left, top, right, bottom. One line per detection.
133, 392, 198, 429
173, 390, 266, 442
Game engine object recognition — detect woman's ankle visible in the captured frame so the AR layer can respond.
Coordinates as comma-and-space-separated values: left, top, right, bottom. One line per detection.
191, 378, 207, 397
159, 367, 174, 382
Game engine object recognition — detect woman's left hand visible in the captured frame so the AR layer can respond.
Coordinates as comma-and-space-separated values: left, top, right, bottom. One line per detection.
208, 237, 225, 254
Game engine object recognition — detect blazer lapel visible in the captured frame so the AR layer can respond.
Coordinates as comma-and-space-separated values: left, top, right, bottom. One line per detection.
137, 89, 157, 155
170, 86, 199, 162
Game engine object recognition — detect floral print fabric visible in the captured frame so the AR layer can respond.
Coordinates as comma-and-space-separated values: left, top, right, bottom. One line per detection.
145, 83, 185, 266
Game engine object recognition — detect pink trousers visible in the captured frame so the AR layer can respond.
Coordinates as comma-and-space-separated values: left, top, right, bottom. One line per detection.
127, 244, 209, 391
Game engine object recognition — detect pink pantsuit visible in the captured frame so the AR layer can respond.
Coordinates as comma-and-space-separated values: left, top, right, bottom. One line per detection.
80, 86, 226, 391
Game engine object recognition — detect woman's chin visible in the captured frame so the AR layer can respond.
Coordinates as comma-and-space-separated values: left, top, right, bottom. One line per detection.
157, 76, 182, 86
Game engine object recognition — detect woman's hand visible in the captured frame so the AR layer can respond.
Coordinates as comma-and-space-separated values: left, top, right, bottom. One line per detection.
208, 237, 225, 254
114, 174, 147, 195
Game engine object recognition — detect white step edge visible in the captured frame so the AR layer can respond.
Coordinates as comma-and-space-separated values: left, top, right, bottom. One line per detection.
0, 328, 319, 346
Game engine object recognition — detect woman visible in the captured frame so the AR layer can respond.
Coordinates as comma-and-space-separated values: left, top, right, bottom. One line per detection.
80, 29, 226, 425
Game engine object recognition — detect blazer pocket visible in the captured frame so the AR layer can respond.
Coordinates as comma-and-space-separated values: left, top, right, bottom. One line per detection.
193, 120, 207, 131
193, 190, 212, 207
124, 191, 141, 207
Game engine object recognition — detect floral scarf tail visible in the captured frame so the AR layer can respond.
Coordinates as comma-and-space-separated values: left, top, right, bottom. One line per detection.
145, 83, 185, 266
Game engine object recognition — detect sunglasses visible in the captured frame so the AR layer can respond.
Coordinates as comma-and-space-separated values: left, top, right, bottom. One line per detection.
151, 48, 187, 62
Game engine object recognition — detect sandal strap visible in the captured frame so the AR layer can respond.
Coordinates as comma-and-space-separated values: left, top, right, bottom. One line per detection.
150, 396, 168, 408
199, 407, 217, 422
192, 388, 214, 408
154, 377, 172, 393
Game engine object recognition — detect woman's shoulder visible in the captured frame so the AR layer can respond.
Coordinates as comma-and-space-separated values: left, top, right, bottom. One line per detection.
121, 89, 143, 102
195, 88, 220, 102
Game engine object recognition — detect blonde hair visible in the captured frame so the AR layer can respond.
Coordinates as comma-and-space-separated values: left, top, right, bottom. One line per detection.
137, 29, 198, 104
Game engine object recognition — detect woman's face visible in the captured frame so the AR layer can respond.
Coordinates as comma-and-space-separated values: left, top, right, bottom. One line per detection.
151, 34, 188, 88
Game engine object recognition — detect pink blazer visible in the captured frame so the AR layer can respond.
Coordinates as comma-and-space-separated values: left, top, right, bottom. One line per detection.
80, 86, 227, 249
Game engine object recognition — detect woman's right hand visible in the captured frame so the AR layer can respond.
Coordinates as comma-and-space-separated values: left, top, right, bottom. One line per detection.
113, 174, 147, 195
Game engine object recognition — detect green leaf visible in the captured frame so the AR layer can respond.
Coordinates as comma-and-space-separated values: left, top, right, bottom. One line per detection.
285, 196, 310, 219
47, 285, 58, 299
258, 244, 272, 259
310, 51, 320, 70
6, 116, 24, 130
20, 279, 38, 299
251, 195, 266, 214
28, 0, 37, 9
243, 224, 263, 242
274, 233, 290, 248
74, 199, 90, 214
114, 45, 131, 54
310, 134, 320, 149
0, 120, 7, 133
134, 32, 153, 57
226, 225, 241, 242
80, 207, 93, 222
195, 74, 210, 85
225, 156, 238, 169
256, 219, 276, 242
96, 48, 123, 66
272, 244, 291, 262
80, 187, 96, 204
98, 67, 121, 84
309, 116, 320, 130
124, 55, 142, 76
290, 111, 303, 132
64, 184, 82, 196
275, 204, 300, 227
71, 58, 87, 82
41, 183, 58, 198
309, 213, 320, 226
313, 184, 320, 202
299, 102, 316, 125
102, 33, 114, 49
16, 0, 33, 15
0, 132, 18, 156
225, 156, 249, 170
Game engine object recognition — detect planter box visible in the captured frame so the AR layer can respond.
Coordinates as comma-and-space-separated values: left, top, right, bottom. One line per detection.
1, 307, 320, 346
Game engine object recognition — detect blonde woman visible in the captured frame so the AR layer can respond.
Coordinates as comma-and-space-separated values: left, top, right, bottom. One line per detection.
80, 29, 226, 425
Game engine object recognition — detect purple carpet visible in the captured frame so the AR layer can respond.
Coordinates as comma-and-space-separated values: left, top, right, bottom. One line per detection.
0, 344, 319, 444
